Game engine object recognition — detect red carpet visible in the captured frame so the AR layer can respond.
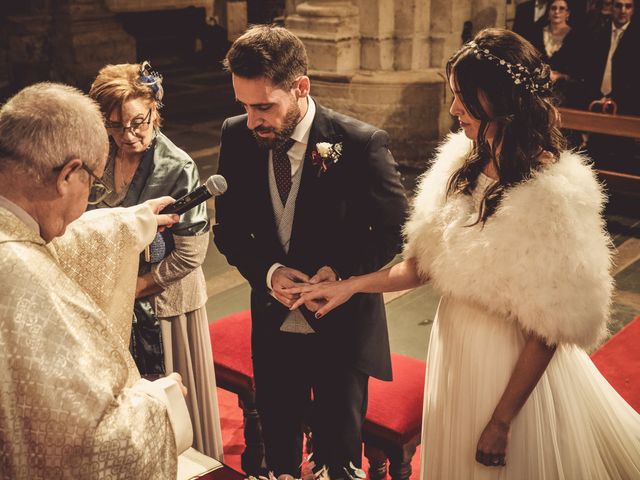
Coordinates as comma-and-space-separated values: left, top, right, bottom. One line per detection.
218, 387, 421, 478
591, 316, 640, 412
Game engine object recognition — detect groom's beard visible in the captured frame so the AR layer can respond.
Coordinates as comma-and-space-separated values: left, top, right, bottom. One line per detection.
252, 102, 301, 150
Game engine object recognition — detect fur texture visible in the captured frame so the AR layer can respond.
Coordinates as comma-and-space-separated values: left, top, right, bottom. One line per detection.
404, 131, 614, 349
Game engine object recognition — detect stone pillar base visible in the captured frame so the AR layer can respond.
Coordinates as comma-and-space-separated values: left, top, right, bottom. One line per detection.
310, 69, 448, 168
287, 2, 360, 73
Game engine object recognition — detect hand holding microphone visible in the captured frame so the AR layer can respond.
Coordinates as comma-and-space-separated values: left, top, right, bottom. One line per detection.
160, 174, 228, 215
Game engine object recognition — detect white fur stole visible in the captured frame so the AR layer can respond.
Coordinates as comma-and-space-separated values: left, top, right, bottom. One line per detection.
404, 131, 613, 349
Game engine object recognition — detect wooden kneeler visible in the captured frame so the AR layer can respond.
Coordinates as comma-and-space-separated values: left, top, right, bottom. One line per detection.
209, 311, 264, 475
210, 311, 426, 479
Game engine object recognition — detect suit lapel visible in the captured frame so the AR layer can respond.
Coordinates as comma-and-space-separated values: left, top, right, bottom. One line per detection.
288, 104, 338, 260
247, 133, 281, 250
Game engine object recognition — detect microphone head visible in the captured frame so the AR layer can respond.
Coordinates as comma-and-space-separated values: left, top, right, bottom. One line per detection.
204, 175, 227, 196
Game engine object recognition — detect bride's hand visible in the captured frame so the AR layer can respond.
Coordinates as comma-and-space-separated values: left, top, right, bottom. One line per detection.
287, 278, 357, 318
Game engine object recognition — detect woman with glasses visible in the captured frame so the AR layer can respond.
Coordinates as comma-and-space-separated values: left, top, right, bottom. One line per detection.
89, 62, 223, 461
530, 0, 588, 108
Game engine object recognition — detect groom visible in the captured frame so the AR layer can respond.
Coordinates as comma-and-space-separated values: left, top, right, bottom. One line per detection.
213, 25, 407, 477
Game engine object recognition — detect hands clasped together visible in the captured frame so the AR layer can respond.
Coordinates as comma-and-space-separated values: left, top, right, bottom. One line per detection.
273, 266, 355, 318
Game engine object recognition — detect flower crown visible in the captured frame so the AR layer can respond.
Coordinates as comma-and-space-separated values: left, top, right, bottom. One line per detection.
139, 60, 164, 108
467, 41, 552, 94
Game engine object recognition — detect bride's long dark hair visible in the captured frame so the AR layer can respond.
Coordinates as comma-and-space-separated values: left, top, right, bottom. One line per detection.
446, 28, 566, 224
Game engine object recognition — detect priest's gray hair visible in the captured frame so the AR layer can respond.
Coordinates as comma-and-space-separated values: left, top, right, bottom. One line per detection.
0, 82, 109, 181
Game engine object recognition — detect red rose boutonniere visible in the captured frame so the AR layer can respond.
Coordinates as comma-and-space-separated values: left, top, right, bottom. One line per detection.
311, 141, 343, 176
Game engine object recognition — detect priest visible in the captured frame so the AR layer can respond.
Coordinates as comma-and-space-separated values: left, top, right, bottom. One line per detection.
0, 82, 192, 479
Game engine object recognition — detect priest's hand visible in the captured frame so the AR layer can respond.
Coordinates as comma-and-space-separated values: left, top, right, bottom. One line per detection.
144, 196, 179, 232
271, 266, 310, 308
167, 372, 188, 397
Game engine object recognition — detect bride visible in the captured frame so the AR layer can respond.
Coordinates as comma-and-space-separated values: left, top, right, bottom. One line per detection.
287, 28, 640, 479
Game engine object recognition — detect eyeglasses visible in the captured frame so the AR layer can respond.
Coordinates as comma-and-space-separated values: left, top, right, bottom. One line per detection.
52, 161, 112, 205
613, 2, 633, 9
550, 5, 568, 11
81, 163, 112, 205
105, 109, 152, 135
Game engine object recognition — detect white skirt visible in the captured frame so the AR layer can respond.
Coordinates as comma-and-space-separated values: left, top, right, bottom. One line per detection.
421, 295, 640, 479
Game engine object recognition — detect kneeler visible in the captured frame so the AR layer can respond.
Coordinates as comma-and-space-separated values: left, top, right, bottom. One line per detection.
209, 310, 426, 480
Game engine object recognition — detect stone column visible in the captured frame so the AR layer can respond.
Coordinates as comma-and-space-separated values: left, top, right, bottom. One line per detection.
287, 1, 360, 73
359, 0, 394, 71
429, 0, 470, 68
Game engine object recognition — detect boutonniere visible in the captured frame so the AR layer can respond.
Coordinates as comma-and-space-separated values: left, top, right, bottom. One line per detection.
311, 141, 343, 176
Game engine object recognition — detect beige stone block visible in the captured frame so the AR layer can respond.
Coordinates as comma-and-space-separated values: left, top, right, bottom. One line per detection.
287, 12, 360, 40
358, 0, 394, 37
304, 38, 360, 72
360, 37, 394, 71
227, 2, 248, 42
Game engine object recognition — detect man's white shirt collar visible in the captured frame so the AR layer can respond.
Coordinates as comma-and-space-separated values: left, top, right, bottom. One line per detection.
291, 96, 316, 146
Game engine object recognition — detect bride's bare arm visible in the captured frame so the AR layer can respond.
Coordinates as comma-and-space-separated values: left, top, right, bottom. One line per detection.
288, 257, 425, 317
475, 333, 556, 467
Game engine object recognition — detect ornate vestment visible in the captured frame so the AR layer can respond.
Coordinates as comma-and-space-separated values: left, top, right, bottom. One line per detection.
404, 131, 614, 348
0, 204, 191, 479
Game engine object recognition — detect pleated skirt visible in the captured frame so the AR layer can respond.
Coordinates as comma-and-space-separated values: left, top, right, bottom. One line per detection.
421, 295, 640, 479
160, 306, 224, 461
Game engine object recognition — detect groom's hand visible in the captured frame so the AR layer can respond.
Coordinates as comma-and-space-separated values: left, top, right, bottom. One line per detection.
309, 265, 338, 284
304, 266, 338, 312
271, 267, 310, 308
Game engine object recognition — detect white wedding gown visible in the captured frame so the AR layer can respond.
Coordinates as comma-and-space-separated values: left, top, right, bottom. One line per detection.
420, 174, 640, 479
421, 295, 640, 479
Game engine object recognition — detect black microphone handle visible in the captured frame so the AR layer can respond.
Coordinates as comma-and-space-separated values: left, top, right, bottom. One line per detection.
160, 184, 212, 215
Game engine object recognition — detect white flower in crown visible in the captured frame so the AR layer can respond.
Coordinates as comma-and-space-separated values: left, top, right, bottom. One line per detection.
312, 141, 343, 175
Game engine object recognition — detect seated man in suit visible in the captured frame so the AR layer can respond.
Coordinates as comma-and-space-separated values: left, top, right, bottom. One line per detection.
213, 25, 408, 478
583, 0, 639, 174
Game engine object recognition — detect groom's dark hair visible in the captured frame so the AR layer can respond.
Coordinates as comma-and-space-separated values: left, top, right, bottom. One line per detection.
223, 25, 308, 89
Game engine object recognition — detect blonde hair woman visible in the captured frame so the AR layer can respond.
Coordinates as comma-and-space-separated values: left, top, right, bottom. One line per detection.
89, 62, 223, 460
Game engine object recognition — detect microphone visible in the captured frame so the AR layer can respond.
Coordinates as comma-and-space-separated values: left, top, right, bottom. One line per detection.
160, 174, 227, 215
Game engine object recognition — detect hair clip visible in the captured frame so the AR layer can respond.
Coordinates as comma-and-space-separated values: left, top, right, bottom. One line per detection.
139, 60, 164, 107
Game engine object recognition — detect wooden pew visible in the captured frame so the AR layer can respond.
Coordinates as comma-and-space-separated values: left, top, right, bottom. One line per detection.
557, 107, 640, 191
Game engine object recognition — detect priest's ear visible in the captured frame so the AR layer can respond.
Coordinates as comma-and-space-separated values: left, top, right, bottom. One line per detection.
293, 75, 310, 98
54, 158, 83, 195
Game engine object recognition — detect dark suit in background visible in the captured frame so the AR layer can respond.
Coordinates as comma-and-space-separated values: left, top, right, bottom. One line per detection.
583, 18, 640, 175
513, 0, 548, 43
213, 101, 408, 475
583, 18, 640, 114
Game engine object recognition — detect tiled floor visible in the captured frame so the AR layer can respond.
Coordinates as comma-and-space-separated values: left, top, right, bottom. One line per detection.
161, 68, 640, 362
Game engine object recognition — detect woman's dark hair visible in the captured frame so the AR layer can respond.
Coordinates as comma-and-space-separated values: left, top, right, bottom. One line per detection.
446, 27, 566, 225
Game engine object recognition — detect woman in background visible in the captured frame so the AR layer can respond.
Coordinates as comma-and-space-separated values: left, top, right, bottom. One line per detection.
531, 0, 587, 107
89, 62, 223, 460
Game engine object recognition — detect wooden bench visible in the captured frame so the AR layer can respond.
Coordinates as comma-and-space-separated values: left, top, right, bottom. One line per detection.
558, 107, 640, 193
209, 310, 426, 479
